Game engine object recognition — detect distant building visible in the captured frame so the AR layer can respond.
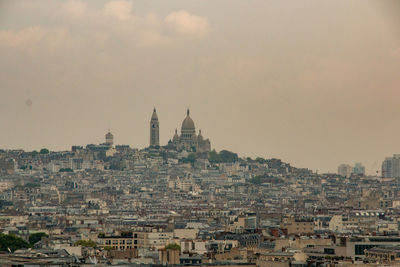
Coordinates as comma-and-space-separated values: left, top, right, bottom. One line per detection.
382, 157, 393, 178
159, 247, 180, 265
109, 249, 138, 260
150, 108, 160, 147
71, 146, 83, 152
0, 157, 16, 174
365, 245, 400, 264
99, 235, 138, 250
105, 131, 114, 146
352, 162, 365, 176
338, 164, 352, 178
382, 154, 400, 178
99, 231, 173, 250
229, 213, 258, 230
167, 109, 211, 152
280, 217, 315, 235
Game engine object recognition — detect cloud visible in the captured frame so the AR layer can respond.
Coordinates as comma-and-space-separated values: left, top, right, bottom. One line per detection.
103, 0, 133, 21
0, 26, 72, 53
165, 10, 209, 37
0, 1, 209, 51
0, 27, 45, 48
63, 0, 88, 18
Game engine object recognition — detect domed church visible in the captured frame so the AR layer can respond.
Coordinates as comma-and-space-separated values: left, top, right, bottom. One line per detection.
168, 109, 211, 152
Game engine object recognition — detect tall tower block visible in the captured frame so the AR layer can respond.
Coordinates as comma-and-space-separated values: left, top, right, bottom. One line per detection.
150, 107, 160, 147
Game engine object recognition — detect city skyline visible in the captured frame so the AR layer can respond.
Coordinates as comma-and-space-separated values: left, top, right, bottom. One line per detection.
0, 105, 392, 176
1, 0, 400, 174
2, 1, 400, 265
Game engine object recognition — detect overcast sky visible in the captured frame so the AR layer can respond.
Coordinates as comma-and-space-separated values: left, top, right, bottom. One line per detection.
1, 0, 400, 174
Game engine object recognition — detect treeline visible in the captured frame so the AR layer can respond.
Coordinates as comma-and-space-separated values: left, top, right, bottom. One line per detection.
0, 232, 48, 252
208, 150, 238, 163
179, 150, 239, 164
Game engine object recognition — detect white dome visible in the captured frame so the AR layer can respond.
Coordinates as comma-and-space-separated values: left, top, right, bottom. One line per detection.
181, 109, 195, 130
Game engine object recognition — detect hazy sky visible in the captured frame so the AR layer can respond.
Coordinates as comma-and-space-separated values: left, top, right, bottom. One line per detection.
1, 0, 400, 174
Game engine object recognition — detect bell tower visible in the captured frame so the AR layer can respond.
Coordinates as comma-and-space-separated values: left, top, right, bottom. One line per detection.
150, 107, 159, 147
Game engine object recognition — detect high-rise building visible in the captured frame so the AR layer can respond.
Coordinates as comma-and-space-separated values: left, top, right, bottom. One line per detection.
382, 154, 400, 178
352, 162, 365, 176
150, 108, 160, 147
338, 164, 352, 178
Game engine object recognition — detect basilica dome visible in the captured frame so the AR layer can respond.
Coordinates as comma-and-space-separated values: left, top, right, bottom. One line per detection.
181, 109, 195, 130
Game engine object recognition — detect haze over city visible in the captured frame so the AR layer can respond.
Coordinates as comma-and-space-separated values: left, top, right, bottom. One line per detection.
5, 1, 400, 266
1, 0, 400, 173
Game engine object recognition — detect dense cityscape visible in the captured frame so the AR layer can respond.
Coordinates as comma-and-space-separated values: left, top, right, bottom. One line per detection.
2, 0, 400, 266
0, 109, 399, 266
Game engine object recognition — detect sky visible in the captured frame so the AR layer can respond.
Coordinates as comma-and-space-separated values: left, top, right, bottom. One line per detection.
1, 0, 400, 174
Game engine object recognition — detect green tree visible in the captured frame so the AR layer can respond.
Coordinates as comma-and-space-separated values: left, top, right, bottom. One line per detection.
255, 157, 266, 164
121, 231, 133, 237
0, 233, 30, 252
24, 183, 40, 188
219, 150, 238, 163
250, 176, 262, 185
75, 240, 97, 247
28, 232, 48, 245
208, 150, 220, 163
187, 153, 196, 164
97, 233, 105, 238
109, 165, 122, 171
59, 168, 73, 172
209, 150, 238, 163
165, 243, 181, 251
39, 148, 49, 154
180, 153, 196, 164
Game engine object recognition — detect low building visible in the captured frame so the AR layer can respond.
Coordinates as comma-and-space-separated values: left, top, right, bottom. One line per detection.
281, 217, 315, 235
365, 245, 400, 264
159, 248, 180, 265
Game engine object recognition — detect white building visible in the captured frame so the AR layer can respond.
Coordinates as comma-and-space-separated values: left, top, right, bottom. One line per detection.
338, 164, 352, 178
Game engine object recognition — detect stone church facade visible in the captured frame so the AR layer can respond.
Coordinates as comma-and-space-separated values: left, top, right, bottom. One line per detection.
150, 108, 211, 152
